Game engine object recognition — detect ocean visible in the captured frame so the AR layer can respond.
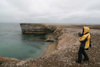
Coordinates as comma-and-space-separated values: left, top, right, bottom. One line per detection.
0, 23, 47, 60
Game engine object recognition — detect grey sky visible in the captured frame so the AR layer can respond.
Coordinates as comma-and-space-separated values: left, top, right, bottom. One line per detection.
0, 0, 100, 24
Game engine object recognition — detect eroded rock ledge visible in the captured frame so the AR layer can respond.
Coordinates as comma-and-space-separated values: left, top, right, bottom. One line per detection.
0, 24, 100, 67
20, 23, 54, 35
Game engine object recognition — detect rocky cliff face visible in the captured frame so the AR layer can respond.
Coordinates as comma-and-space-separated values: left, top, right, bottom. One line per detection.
0, 24, 100, 67
20, 23, 52, 35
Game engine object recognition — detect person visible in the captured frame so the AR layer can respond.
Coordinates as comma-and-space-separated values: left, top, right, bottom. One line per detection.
76, 26, 91, 63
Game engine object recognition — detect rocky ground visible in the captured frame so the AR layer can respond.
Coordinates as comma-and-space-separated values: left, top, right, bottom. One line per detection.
0, 25, 100, 67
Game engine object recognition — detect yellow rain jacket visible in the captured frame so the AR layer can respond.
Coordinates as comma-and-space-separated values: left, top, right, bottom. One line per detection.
79, 27, 91, 49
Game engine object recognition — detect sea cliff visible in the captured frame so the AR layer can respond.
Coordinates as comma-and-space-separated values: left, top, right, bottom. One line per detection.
0, 24, 100, 67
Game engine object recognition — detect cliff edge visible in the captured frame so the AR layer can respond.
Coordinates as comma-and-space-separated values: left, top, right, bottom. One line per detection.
0, 24, 100, 67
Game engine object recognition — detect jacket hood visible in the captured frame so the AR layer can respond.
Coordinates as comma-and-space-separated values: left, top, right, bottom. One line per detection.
83, 26, 90, 34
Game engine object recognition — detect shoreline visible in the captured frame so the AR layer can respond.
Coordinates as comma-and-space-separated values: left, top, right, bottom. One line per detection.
42, 33, 57, 57
0, 24, 100, 67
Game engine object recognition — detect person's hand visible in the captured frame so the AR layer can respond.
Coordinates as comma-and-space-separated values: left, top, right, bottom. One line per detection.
78, 32, 82, 37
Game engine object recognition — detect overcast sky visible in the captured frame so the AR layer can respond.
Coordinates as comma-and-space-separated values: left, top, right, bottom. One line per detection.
0, 0, 100, 24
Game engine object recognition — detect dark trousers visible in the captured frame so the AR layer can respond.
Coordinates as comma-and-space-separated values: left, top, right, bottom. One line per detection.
78, 46, 89, 62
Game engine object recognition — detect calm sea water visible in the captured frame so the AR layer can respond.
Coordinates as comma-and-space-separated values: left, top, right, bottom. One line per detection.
0, 23, 47, 60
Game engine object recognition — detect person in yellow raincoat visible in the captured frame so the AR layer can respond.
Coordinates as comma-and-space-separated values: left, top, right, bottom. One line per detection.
76, 26, 91, 63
